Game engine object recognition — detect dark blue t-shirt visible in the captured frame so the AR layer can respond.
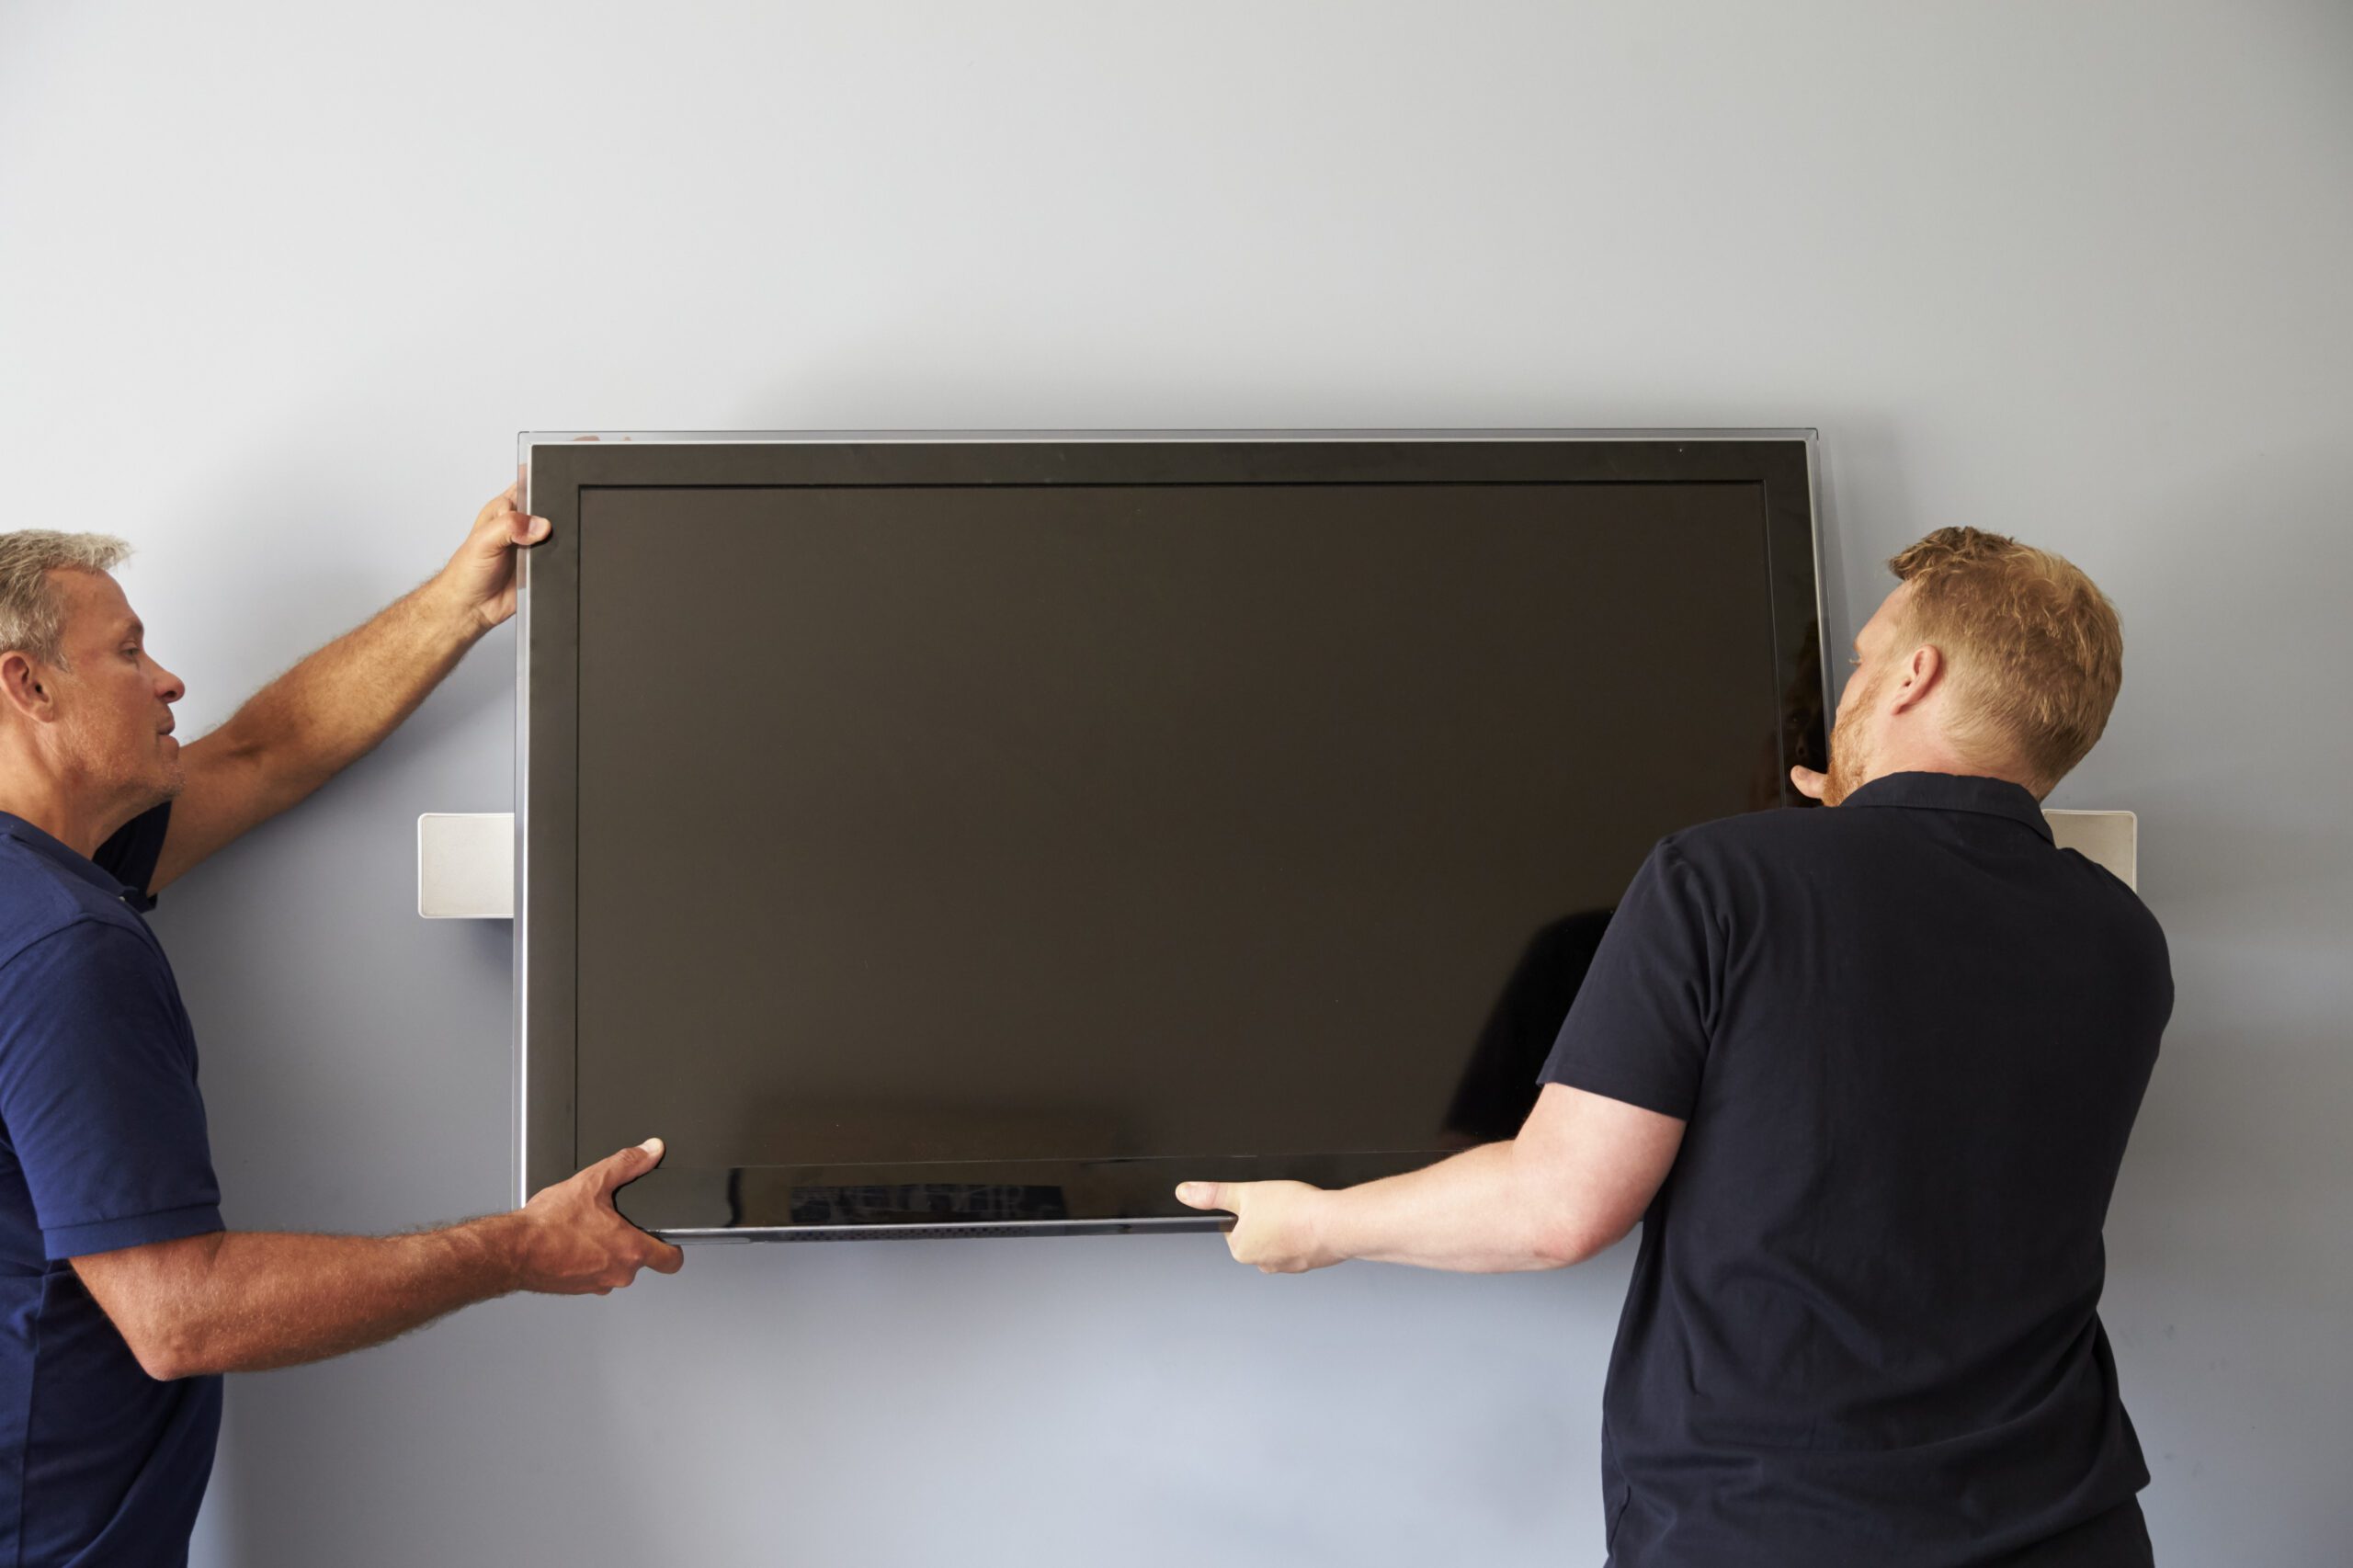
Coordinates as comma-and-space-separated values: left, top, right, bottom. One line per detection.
0, 805, 221, 1568
1541, 773, 2169, 1568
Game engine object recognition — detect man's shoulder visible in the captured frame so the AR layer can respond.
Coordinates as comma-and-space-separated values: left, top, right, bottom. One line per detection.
0, 906, 178, 1082
2052, 845, 2172, 979
1661, 803, 2167, 958
1644, 804, 1926, 919
0, 841, 155, 978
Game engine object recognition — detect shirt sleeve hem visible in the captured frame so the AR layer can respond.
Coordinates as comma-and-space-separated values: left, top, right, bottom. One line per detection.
45, 1202, 225, 1260
1539, 1062, 1694, 1121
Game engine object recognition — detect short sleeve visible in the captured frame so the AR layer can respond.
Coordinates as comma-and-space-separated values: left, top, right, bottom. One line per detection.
1537, 839, 1722, 1119
0, 921, 222, 1258
92, 801, 175, 912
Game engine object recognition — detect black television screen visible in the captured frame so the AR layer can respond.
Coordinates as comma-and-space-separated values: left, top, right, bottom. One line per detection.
515, 433, 1824, 1237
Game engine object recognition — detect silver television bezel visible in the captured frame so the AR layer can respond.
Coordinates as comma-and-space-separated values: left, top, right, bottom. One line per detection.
512, 428, 1827, 1233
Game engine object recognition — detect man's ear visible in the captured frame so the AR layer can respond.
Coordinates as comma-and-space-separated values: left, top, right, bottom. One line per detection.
0, 650, 58, 725
1886, 642, 1946, 716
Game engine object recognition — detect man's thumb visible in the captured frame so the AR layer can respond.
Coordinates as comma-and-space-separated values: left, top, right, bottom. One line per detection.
1175, 1182, 1231, 1212
600, 1137, 665, 1191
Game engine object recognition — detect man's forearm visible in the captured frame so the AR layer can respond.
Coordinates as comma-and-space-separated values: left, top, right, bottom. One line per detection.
158, 1214, 521, 1378
1183, 1084, 1679, 1274
213, 577, 484, 818
1315, 1141, 1598, 1273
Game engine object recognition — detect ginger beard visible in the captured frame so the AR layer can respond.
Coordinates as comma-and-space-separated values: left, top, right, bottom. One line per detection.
1821, 665, 1885, 807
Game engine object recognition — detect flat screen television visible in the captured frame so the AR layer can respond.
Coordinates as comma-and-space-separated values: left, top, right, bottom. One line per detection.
515, 432, 1825, 1239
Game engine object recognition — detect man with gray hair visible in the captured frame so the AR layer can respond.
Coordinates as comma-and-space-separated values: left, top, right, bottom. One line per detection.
0, 493, 678, 1567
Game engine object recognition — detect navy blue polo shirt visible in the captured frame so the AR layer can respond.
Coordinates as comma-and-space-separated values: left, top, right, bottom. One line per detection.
1542, 772, 2170, 1568
0, 804, 221, 1568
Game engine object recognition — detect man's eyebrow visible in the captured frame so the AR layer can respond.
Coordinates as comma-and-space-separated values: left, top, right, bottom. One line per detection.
121, 619, 145, 642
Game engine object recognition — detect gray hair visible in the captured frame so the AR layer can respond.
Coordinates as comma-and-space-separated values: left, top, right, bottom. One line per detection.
0, 530, 131, 667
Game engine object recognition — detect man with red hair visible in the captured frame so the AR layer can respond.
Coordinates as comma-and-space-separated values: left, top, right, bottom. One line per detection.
1182, 528, 2165, 1567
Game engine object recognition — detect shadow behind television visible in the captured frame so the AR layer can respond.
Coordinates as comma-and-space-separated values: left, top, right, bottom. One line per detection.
514, 432, 1825, 1239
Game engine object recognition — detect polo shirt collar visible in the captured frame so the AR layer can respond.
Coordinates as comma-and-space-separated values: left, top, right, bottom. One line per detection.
0, 810, 141, 900
1839, 771, 2053, 842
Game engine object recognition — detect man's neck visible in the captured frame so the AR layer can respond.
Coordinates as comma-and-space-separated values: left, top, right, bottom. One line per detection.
1858, 744, 2041, 800
0, 770, 129, 859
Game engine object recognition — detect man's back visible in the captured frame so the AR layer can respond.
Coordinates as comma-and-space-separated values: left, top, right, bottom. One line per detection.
1543, 773, 2169, 1567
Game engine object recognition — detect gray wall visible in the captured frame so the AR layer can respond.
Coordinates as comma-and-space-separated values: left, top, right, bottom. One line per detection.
3, 3, 2347, 1562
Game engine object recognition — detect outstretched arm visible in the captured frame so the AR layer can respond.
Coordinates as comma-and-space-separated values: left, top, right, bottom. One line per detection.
150, 486, 549, 892
1176, 1084, 1684, 1274
71, 1141, 680, 1381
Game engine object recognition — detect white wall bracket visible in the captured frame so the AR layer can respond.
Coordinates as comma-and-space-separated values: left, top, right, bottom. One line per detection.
417, 812, 516, 918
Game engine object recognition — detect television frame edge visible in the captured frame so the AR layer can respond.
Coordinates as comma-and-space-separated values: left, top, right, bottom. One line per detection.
512, 428, 1829, 1236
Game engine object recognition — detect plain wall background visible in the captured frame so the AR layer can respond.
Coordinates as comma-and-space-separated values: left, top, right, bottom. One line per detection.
3, 3, 2347, 1562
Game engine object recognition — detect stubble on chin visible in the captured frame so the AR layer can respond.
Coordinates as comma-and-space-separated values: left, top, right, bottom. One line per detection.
132, 752, 187, 813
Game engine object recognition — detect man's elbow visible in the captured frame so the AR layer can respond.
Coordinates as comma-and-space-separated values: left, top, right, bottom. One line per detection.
74, 1237, 230, 1381
122, 1329, 187, 1382
119, 1312, 222, 1381
1530, 1211, 1636, 1268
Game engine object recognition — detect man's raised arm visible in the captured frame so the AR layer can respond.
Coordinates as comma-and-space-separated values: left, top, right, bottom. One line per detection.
150, 486, 548, 892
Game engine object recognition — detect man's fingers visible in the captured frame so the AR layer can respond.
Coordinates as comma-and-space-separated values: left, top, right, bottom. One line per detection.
479, 474, 550, 548
594, 1136, 666, 1195
1789, 765, 1828, 801
1175, 1181, 1238, 1213
644, 1238, 687, 1275
473, 483, 547, 540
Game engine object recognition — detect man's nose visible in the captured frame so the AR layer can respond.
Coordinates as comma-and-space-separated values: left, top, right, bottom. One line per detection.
156, 665, 186, 703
